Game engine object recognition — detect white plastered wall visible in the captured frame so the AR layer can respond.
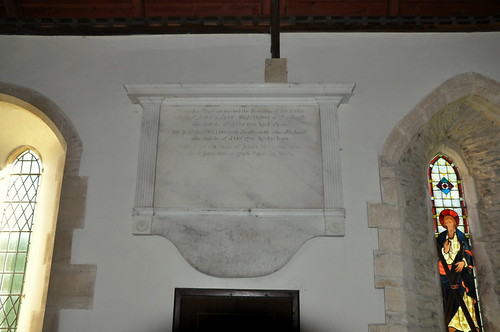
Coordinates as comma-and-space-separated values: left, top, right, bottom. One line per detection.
0, 32, 499, 332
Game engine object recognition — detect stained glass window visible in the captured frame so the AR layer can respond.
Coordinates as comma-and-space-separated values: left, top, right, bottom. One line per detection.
0, 150, 41, 331
429, 153, 483, 332
429, 154, 468, 235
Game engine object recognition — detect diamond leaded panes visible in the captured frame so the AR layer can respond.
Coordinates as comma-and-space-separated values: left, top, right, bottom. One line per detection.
0, 150, 41, 331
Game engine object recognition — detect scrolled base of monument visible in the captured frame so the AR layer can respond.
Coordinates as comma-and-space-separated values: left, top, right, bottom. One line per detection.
134, 207, 344, 277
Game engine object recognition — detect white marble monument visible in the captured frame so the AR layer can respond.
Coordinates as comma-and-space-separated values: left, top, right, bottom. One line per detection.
126, 83, 354, 277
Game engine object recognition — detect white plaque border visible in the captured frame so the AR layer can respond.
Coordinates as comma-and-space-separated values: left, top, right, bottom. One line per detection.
125, 83, 354, 276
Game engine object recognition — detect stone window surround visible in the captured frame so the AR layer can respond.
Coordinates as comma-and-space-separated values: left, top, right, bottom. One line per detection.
369, 72, 500, 332
0, 82, 96, 332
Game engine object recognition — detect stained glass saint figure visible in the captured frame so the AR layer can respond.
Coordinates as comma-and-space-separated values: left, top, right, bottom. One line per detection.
429, 154, 482, 332
436, 209, 480, 332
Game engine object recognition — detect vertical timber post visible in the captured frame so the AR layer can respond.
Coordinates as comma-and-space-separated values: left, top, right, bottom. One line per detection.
266, 0, 287, 82
270, 0, 280, 59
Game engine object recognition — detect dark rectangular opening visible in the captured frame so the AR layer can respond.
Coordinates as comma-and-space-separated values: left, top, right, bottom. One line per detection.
173, 288, 300, 332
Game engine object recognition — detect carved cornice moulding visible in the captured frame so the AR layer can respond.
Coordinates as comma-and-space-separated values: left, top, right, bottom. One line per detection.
125, 83, 354, 104
126, 83, 354, 277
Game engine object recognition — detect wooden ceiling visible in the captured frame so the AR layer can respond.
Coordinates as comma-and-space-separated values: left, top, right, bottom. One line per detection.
1, 0, 499, 34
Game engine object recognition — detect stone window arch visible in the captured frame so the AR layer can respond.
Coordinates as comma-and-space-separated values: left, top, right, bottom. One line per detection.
369, 73, 500, 331
0, 83, 96, 332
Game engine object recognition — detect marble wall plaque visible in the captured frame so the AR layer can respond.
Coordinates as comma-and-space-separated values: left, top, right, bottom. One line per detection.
126, 83, 355, 277
155, 104, 323, 209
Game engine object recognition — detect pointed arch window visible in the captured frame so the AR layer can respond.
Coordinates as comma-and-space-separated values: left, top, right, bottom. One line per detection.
428, 153, 483, 332
0, 149, 42, 331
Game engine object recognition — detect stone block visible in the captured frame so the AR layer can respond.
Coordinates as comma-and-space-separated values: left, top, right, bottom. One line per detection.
385, 287, 407, 312
57, 176, 87, 230
438, 73, 475, 102
380, 128, 411, 167
368, 203, 400, 228
46, 264, 96, 309
41, 308, 59, 332
265, 58, 288, 83
385, 311, 409, 326
369, 325, 408, 332
50, 230, 73, 263
60, 176, 87, 199
473, 73, 500, 105
377, 228, 402, 252
380, 176, 400, 205
396, 106, 429, 139
379, 166, 397, 179
374, 251, 403, 278
375, 276, 404, 289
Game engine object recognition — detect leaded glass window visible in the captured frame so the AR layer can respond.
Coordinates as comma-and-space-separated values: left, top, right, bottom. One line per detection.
429, 154, 468, 235
0, 150, 42, 331
429, 153, 483, 332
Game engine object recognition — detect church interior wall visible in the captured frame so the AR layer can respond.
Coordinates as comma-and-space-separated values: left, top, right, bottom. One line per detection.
0, 32, 499, 332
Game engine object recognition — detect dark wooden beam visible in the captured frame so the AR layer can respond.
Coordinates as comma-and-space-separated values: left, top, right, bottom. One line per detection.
387, 0, 400, 16
1, 16, 499, 35
3, 0, 19, 17
270, 0, 280, 58
132, 0, 145, 17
